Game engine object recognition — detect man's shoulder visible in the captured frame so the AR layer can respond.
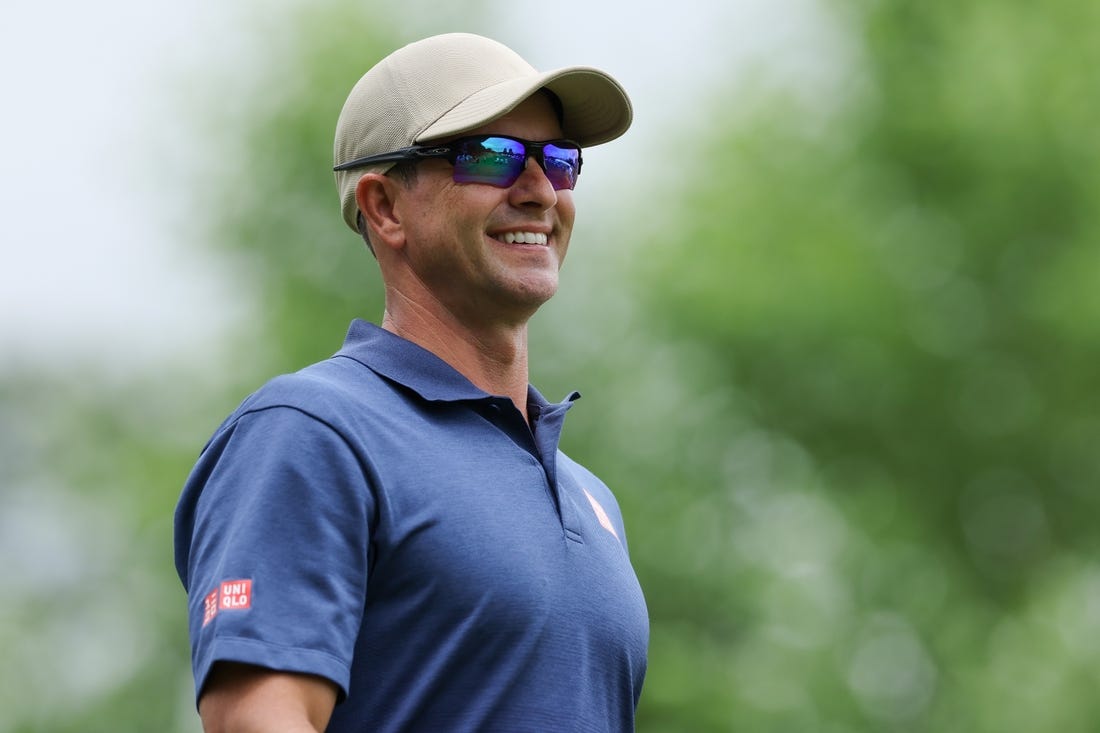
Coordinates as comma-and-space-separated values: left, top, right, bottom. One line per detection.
232, 354, 392, 423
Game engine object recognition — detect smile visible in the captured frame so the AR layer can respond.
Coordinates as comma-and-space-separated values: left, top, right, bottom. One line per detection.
492, 231, 548, 245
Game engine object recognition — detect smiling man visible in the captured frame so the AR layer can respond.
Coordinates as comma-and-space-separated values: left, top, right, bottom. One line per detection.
174, 32, 648, 733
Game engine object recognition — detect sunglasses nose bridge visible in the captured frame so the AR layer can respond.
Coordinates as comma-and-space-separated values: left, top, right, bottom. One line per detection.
523, 142, 547, 174
515, 153, 557, 195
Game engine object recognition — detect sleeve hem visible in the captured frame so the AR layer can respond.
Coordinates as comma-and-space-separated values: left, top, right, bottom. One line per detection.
193, 636, 352, 705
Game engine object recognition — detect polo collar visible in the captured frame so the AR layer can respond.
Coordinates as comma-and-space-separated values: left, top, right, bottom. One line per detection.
334, 320, 580, 412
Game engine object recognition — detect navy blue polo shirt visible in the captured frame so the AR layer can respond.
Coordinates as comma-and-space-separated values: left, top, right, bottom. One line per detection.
174, 320, 649, 732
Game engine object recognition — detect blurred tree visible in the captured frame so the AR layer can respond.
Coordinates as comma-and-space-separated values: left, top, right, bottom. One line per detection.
609, 0, 1100, 730
0, 370, 208, 733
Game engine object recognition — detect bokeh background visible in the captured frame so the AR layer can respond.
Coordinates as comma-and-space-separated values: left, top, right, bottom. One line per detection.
3, 0, 1099, 731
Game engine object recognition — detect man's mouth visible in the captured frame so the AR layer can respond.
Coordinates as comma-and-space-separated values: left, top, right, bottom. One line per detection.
492, 231, 548, 245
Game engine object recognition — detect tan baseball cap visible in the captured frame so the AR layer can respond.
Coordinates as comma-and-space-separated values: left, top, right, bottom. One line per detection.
333, 32, 633, 232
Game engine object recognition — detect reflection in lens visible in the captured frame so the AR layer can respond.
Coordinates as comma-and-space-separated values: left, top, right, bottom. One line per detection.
452, 137, 581, 190
543, 143, 580, 190
454, 137, 525, 186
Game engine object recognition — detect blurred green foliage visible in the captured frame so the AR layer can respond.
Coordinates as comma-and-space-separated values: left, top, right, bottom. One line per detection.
621, 0, 1100, 729
3, 0, 1099, 731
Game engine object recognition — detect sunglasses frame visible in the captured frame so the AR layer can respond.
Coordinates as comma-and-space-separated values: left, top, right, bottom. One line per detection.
333, 134, 584, 190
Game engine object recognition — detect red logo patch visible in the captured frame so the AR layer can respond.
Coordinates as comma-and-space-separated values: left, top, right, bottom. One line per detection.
202, 579, 253, 627
202, 589, 219, 626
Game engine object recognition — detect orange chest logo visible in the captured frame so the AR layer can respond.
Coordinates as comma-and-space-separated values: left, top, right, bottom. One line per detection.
582, 488, 619, 540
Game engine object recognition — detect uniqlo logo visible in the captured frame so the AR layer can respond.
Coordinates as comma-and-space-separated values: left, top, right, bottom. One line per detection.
202, 579, 253, 627
219, 580, 253, 610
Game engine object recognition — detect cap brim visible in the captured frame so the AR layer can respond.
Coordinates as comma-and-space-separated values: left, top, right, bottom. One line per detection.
415, 66, 632, 148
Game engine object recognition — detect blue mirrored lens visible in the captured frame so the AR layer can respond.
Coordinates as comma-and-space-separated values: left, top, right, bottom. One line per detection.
452, 137, 580, 190
453, 138, 525, 185
541, 143, 580, 190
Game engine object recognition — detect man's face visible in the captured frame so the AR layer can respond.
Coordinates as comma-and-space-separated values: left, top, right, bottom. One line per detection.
391, 93, 576, 327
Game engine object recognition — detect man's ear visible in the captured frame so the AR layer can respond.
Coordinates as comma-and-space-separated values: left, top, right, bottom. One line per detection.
355, 173, 406, 251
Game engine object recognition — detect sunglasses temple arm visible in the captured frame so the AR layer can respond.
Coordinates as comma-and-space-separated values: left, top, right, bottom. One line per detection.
333, 146, 448, 172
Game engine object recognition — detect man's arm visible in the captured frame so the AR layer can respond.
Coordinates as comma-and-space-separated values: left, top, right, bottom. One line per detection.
199, 662, 339, 733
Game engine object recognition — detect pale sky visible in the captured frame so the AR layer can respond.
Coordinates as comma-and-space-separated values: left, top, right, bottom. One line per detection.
0, 0, 840, 373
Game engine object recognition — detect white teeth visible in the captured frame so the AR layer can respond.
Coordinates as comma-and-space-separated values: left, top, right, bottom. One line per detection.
498, 232, 548, 245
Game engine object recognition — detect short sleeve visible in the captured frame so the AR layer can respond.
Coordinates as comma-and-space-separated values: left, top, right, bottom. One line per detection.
175, 404, 374, 701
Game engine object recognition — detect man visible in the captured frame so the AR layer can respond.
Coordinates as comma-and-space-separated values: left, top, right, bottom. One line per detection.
175, 32, 648, 732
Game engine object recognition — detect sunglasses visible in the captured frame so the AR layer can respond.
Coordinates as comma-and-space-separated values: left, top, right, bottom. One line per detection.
333, 134, 583, 191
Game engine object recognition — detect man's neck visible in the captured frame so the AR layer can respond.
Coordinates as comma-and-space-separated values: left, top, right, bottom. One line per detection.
381, 305, 533, 422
